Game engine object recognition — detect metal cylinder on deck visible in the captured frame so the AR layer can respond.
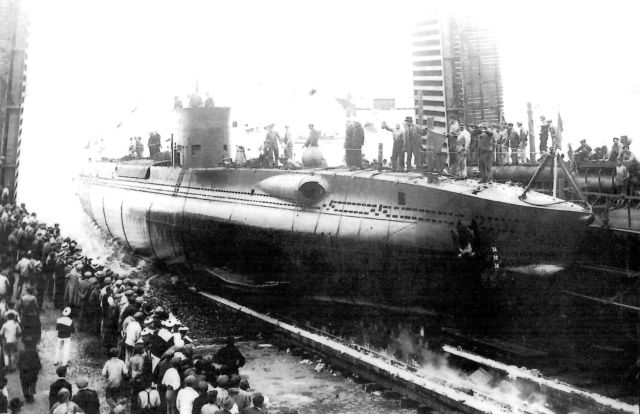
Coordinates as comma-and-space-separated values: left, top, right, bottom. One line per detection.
491, 165, 617, 193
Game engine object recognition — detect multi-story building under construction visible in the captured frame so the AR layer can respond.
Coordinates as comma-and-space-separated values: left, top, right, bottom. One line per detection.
412, 13, 503, 132
0, 0, 28, 202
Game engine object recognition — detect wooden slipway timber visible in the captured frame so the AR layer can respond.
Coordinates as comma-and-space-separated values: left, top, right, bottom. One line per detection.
201, 293, 638, 414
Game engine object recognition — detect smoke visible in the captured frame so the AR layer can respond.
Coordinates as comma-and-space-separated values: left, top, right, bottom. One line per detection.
376, 324, 555, 414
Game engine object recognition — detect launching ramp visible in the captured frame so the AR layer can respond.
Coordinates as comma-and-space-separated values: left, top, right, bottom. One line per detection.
200, 292, 636, 414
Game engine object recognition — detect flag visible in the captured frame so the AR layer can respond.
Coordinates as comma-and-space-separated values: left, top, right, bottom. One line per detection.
556, 111, 563, 149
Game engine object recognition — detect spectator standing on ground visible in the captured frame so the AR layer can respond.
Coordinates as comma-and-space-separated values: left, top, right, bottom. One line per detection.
50, 388, 82, 414
124, 312, 142, 366
161, 356, 182, 414
175, 375, 199, 414
192, 380, 209, 414
48, 365, 72, 408
7, 398, 21, 414
54, 307, 74, 366
16, 342, 40, 403
0, 376, 9, 412
137, 379, 161, 414
214, 337, 245, 376
241, 394, 269, 414
0, 312, 21, 371
102, 347, 126, 409
0, 272, 10, 303
18, 287, 40, 346
199, 390, 219, 414
71, 377, 100, 414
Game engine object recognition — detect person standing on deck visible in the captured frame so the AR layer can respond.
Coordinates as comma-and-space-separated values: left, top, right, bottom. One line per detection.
279, 126, 294, 162
456, 123, 470, 178
517, 122, 528, 164
382, 122, 405, 172
478, 124, 495, 183
303, 124, 320, 148
402, 117, 424, 172
264, 125, 280, 168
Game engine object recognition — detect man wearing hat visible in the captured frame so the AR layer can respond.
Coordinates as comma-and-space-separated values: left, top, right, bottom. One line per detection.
63, 263, 82, 310
538, 116, 549, 157
456, 123, 470, 178
401, 117, 425, 172
264, 124, 280, 168
17, 341, 40, 403
48, 365, 72, 408
161, 356, 182, 414
54, 307, 75, 366
72, 377, 100, 414
505, 123, 520, 165
8, 397, 22, 413
176, 375, 199, 414
214, 337, 246, 376
574, 139, 592, 162
124, 312, 143, 366
609, 137, 621, 161
242, 394, 268, 414
102, 348, 126, 409
517, 122, 529, 164
50, 388, 82, 414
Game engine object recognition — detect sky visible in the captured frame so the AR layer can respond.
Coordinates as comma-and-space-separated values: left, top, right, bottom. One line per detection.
15, 0, 640, 230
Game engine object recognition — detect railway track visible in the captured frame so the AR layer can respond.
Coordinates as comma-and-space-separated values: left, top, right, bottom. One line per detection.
198, 291, 638, 414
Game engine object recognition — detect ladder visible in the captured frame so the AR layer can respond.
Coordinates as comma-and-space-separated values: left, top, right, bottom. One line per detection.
172, 169, 186, 197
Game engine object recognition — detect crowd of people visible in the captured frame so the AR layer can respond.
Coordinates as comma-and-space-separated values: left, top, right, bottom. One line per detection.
0, 200, 271, 413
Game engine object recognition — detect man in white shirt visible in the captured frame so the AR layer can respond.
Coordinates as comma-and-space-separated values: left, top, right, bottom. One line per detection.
124, 312, 142, 366
0, 270, 11, 302
162, 356, 182, 414
517, 122, 529, 164
101, 347, 126, 409
456, 123, 471, 179
176, 375, 199, 414
138, 380, 161, 412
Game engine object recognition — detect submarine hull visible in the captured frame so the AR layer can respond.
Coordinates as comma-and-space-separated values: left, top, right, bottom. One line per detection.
78, 162, 590, 306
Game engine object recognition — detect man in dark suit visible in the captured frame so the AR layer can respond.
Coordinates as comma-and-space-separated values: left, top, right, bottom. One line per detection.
48, 365, 72, 408
72, 377, 100, 414
241, 394, 268, 414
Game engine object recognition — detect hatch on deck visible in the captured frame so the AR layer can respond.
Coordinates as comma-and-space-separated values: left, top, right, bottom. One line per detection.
116, 160, 154, 179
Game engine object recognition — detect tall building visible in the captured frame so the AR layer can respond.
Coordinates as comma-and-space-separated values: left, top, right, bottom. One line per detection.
0, 0, 28, 202
412, 12, 503, 132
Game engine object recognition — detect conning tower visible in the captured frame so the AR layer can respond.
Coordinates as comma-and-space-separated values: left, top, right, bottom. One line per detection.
173, 106, 231, 168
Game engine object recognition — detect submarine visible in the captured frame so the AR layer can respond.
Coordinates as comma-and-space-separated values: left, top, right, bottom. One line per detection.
78, 104, 593, 306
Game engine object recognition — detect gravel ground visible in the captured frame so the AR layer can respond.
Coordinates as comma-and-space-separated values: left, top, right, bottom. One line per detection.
149, 273, 417, 414
5, 298, 116, 414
